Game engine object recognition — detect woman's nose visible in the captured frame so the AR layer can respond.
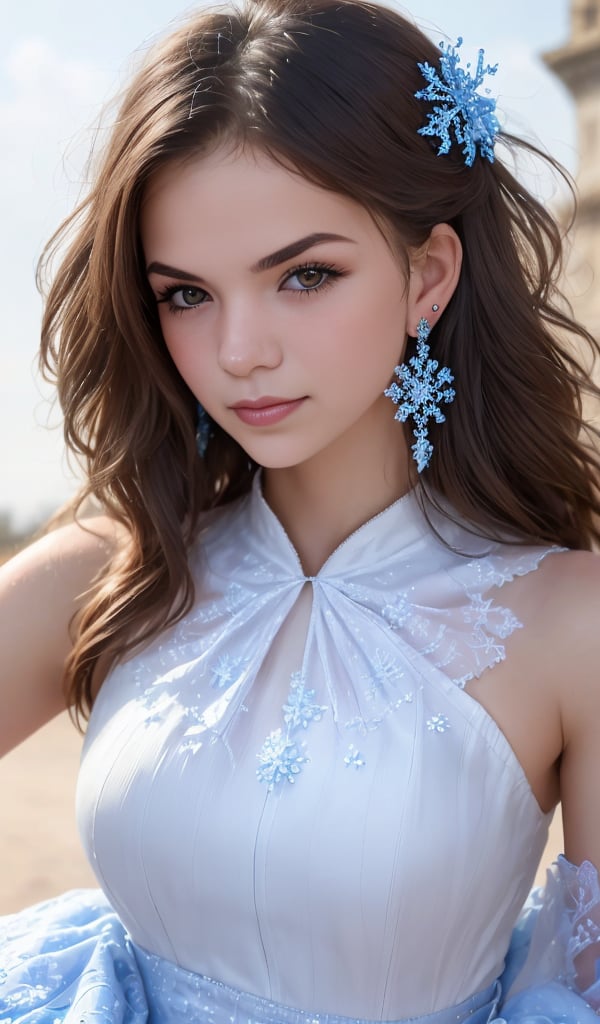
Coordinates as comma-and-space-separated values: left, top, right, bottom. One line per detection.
216, 306, 283, 377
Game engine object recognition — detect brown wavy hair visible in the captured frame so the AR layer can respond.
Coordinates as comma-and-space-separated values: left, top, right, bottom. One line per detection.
38, 0, 600, 721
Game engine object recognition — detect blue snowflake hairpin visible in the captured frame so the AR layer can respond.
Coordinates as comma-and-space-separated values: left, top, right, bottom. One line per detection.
415, 37, 500, 167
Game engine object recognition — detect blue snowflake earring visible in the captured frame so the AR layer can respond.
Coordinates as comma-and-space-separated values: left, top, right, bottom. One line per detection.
195, 402, 213, 457
384, 316, 455, 473
415, 38, 499, 167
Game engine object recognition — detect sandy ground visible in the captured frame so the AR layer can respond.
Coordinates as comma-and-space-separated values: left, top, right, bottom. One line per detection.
0, 711, 564, 916
0, 713, 96, 913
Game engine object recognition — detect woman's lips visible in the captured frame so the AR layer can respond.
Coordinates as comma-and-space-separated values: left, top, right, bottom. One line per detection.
230, 397, 307, 426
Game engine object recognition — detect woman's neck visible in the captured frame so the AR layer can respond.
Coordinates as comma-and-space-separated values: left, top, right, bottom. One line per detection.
262, 433, 412, 577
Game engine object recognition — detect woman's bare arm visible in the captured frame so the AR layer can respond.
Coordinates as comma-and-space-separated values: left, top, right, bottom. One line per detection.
550, 550, 600, 995
0, 517, 120, 757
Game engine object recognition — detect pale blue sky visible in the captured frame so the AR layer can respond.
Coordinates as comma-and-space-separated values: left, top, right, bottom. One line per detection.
1, 0, 576, 527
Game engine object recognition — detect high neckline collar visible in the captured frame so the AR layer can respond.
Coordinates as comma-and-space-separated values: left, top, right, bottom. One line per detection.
247, 471, 429, 581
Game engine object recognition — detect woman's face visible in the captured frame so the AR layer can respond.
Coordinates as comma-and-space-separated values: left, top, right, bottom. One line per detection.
141, 145, 413, 472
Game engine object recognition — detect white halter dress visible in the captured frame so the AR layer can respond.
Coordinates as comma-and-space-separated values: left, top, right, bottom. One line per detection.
1, 477, 599, 1023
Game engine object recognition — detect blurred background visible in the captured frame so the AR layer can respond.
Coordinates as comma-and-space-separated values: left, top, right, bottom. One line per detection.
0, 0, 598, 911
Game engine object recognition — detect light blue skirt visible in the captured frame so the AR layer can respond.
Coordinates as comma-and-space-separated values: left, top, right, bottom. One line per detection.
0, 888, 596, 1024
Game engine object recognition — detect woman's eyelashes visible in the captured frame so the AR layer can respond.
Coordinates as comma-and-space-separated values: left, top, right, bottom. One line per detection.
156, 284, 208, 313
154, 261, 347, 313
280, 261, 346, 295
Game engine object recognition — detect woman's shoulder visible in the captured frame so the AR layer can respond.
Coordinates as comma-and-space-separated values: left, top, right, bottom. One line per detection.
1, 513, 124, 591
520, 546, 600, 629
490, 544, 600, 656
0, 514, 126, 755
502, 546, 600, 741
536, 547, 600, 693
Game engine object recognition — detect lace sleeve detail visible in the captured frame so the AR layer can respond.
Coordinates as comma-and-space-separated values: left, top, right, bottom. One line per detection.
500, 856, 600, 1018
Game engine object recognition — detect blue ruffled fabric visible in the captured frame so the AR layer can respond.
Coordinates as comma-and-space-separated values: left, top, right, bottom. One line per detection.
0, 877, 598, 1024
0, 890, 146, 1023
498, 856, 600, 1022
501, 983, 598, 1023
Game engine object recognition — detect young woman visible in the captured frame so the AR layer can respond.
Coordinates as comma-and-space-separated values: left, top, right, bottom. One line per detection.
2, 1, 600, 1021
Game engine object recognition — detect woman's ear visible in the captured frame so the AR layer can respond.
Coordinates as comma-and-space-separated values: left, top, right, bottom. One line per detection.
406, 223, 462, 328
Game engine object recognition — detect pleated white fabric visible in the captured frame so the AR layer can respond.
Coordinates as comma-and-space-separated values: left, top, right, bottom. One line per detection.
76, 477, 559, 1020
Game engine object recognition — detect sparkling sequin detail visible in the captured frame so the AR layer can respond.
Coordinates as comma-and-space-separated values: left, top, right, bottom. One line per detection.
427, 714, 451, 734
344, 745, 366, 769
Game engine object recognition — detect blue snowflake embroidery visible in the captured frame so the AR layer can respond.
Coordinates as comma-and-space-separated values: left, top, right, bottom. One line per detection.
415, 38, 500, 166
141, 691, 178, 726
462, 592, 522, 658
427, 713, 450, 733
384, 318, 455, 473
469, 557, 517, 587
475, 634, 505, 660
344, 744, 366, 769
497, 607, 521, 639
283, 673, 328, 729
257, 672, 328, 789
196, 601, 221, 625
407, 614, 432, 641
194, 580, 256, 624
382, 591, 412, 628
565, 861, 600, 963
210, 654, 243, 689
224, 582, 250, 614
463, 593, 494, 623
256, 729, 308, 789
371, 649, 404, 687
364, 649, 406, 704
344, 691, 413, 734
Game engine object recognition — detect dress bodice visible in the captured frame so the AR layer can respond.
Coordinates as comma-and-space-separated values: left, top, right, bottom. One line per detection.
76, 479, 559, 1019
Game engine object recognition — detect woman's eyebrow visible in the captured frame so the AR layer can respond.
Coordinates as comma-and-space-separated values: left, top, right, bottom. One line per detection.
146, 233, 356, 282
250, 232, 356, 272
146, 262, 204, 282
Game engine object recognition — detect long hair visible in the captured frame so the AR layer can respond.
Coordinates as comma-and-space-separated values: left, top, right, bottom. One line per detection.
38, 0, 600, 721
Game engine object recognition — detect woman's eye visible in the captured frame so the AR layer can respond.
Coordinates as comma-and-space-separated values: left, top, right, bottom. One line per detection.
290, 267, 327, 290
170, 286, 207, 308
156, 285, 208, 310
282, 264, 340, 294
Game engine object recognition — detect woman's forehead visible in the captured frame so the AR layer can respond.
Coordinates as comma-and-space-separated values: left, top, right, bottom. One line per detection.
141, 145, 378, 244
